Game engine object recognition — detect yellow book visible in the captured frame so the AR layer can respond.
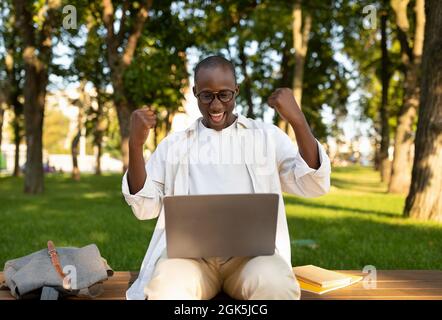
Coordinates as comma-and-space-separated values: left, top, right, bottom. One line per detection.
293, 265, 363, 294
294, 265, 353, 288
297, 274, 363, 295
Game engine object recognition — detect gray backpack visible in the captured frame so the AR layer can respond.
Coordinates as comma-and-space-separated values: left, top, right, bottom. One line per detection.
0, 242, 113, 300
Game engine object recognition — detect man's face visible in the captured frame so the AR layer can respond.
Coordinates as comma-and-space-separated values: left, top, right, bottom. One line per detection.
193, 66, 239, 131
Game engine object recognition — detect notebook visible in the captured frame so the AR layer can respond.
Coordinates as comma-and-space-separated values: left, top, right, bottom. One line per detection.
293, 265, 363, 294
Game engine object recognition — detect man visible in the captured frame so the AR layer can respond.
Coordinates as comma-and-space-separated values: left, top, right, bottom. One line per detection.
122, 55, 331, 300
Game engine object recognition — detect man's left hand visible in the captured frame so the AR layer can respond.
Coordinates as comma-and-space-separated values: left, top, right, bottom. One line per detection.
267, 88, 304, 124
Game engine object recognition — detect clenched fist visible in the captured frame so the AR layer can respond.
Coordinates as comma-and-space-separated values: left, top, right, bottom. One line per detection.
129, 107, 157, 147
267, 88, 303, 123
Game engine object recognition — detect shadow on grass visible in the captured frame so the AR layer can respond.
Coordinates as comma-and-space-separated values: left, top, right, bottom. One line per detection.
331, 177, 387, 194
0, 174, 123, 198
284, 196, 402, 219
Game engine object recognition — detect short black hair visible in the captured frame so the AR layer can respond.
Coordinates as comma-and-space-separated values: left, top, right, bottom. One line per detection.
194, 55, 237, 84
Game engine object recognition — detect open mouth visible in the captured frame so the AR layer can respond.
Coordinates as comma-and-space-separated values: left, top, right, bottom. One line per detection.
209, 112, 225, 123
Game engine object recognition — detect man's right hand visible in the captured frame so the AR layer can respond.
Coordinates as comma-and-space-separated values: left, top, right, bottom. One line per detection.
127, 107, 156, 194
129, 107, 157, 147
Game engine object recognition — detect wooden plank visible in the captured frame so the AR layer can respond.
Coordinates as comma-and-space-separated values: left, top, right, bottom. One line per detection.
64, 270, 442, 300
336, 270, 442, 282
102, 270, 442, 282
0, 291, 15, 300
2, 270, 442, 300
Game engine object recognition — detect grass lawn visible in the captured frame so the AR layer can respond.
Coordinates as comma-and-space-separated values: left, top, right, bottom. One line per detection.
1, 165, 441, 271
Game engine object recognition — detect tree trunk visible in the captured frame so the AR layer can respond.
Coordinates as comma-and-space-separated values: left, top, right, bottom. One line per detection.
22, 58, 46, 193
102, 0, 152, 173
71, 82, 88, 181
95, 142, 102, 175
373, 140, 381, 171
114, 97, 132, 172
13, 0, 60, 194
11, 88, 24, 177
13, 106, 23, 177
389, 0, 425, 193
404, 0, 442, 222
94, 93, 105, 176
388, 77, 417, 192
71, 132, 81, 181
379, 11, 391, 182
274, 42, 293, 129
0, 107, 4, 152
238, 41, 255, 119
153, 121, 158, 149
288, 1, 311, 141
3, 27, 24, 177
13, 125, 21, 177
71, 109, 84, 181
166, 111, 173, 134
292, 2, 310, 107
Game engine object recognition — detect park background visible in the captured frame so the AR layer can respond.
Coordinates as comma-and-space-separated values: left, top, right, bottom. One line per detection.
0, 0, 441, 271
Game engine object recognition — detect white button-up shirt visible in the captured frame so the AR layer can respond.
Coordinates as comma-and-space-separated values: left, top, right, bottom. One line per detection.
188, 118, 254, 195
122, 114, 331, 300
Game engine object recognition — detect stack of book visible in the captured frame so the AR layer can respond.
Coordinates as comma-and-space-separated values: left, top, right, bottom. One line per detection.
293, 265, 363, 295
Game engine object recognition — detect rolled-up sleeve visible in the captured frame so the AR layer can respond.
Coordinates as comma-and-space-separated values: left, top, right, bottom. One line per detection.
275, 126, 331, 197
121, 145, 166, 220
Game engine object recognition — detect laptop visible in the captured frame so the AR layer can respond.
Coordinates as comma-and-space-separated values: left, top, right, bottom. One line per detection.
163, 193, 279, 259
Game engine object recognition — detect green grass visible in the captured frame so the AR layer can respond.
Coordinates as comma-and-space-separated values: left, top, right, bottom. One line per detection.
1, 166, 441, 271
287, 166, 442, 269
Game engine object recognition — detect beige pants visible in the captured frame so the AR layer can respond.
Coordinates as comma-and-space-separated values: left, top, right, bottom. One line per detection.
145, 250, 301, 300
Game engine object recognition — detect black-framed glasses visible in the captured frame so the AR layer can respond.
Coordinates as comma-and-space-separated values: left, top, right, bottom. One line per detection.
195, 90, 235, 104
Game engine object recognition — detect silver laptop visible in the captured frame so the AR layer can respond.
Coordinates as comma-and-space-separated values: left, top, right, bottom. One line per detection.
163, 193, 279, 259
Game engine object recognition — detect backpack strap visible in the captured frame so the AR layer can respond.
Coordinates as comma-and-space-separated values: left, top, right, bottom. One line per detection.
47, 240, 71, 290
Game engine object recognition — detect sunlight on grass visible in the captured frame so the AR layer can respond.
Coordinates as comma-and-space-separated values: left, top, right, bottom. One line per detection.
82, 192, 112, 199
89, 231, 109, 243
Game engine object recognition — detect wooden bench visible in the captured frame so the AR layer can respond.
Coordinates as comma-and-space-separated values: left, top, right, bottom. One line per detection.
2, 270, 442, 300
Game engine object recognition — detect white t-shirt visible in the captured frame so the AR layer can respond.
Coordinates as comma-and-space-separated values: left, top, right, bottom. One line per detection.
188, 117, 254, 195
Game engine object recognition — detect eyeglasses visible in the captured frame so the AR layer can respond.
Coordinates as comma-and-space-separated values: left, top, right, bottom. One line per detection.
195, 90, 235, 104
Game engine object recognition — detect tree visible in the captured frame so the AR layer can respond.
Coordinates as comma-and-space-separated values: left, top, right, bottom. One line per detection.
88, 95, 111, 175
341, 0, 406, 176
379, 9, 392, 182
0, 0, 24, 177
284, 0, 311, 140
70, 81, 88, 181
101, 0, 153, 172
278, 0, 349, 141
13, 0, 63, 193
290, 0, 350, 140
388, 0, 425, 193
187, 0, 349, 142
404, 0, 442, 221
0, 101, 4, 152
122, 1, 191, 147
68, 5, 111, 177
185, 0, 260, 118
292, 0, 311, 108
